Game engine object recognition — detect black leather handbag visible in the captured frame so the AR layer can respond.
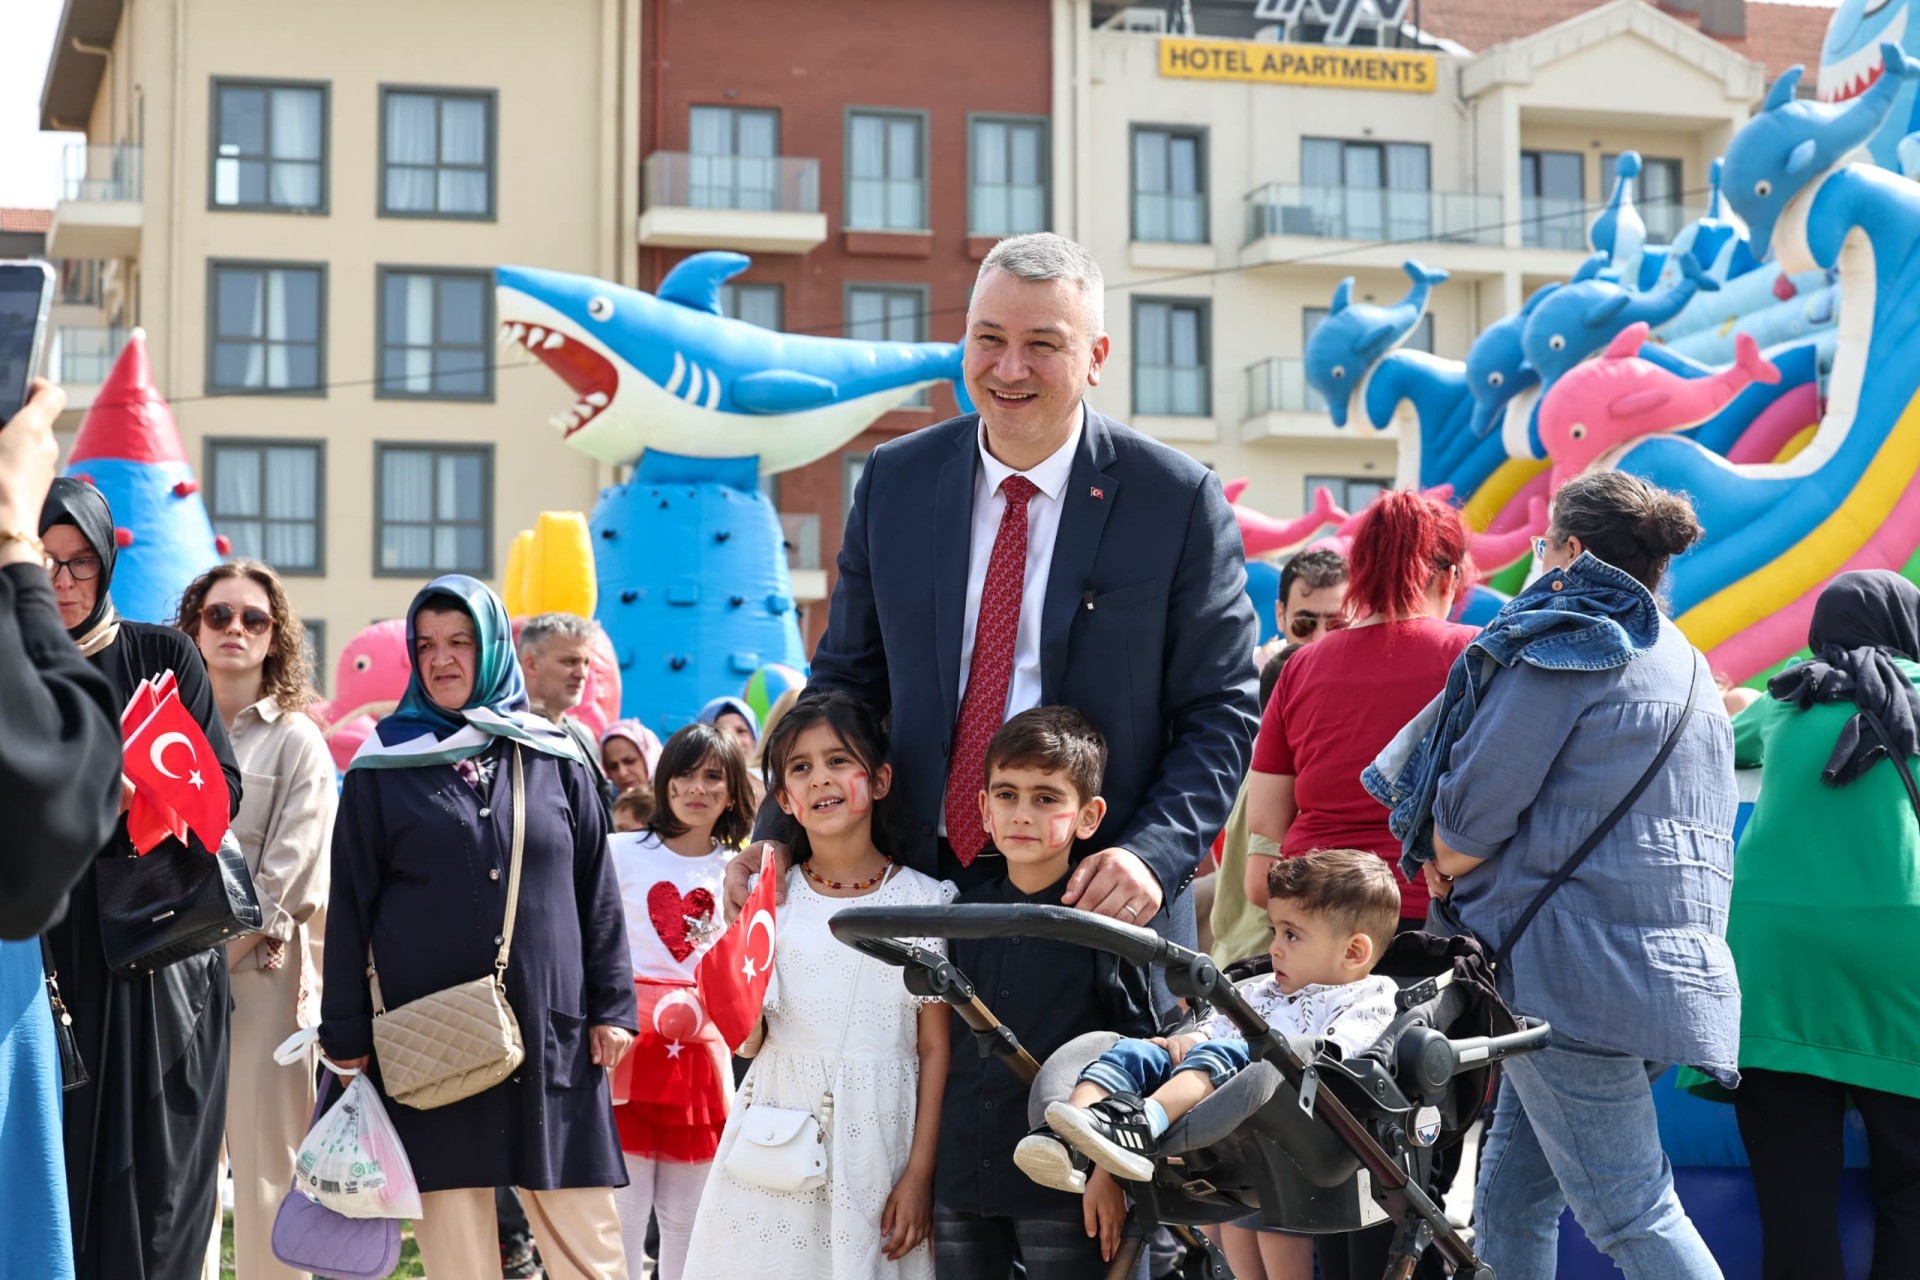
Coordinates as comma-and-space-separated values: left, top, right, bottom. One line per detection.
95, 833, 263, 975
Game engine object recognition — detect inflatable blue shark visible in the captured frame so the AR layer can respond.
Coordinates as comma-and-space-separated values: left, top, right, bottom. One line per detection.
495, 252, 970, 471
1818, 0, 1920, 173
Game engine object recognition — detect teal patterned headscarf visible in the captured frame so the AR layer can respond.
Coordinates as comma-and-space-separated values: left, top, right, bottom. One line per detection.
348, 575, 588, 771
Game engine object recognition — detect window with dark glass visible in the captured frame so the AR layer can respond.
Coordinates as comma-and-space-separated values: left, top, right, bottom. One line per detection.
1521, 149, 1586, 249
382, 89, 494, 218
1135, 298, 1209, 416
846, 111, 925, 231
377, 268, 492, 399
1133, 126, 1207, 243
208, 262, 325, 394
212, 81, 326, 210
376, 444, 491, 575
206, 439, 324, 573
970, 117, 1048, 237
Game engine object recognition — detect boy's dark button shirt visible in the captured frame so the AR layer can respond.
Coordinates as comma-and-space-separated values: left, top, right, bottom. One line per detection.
935, 869, 1156, 1218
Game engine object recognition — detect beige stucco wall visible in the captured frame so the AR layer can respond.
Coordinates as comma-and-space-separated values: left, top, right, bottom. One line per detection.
59, 0, 634, 677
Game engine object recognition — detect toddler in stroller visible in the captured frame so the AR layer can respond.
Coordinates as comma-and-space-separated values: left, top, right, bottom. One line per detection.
1021, 849, 1402, 1190
830, 892, 1552, 1278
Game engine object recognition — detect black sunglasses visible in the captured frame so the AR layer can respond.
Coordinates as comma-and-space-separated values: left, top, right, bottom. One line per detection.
202, 603, 274, 636
1287, 610, 1349, 640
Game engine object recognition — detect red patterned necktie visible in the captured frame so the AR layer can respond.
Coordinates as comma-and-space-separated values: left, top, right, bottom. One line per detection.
946, 475, 1040, 865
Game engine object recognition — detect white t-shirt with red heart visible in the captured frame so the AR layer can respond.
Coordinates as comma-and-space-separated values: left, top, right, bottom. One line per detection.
609, 830, 732, 981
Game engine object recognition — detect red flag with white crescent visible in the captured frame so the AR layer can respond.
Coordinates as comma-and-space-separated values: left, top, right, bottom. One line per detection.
693, 848, 779, 1052
121, 681, 230, 852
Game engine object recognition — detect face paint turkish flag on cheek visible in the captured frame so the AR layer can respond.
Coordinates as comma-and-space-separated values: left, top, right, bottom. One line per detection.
121, 678, 231, 854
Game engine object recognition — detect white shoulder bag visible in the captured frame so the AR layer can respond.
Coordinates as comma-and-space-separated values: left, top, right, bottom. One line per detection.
721, 886, 873, 1194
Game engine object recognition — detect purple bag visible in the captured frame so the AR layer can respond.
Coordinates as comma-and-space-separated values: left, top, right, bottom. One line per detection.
271, 1073, 403, 1279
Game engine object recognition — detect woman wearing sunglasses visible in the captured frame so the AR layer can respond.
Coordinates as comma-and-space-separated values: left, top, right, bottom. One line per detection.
177, 561, 336, 1280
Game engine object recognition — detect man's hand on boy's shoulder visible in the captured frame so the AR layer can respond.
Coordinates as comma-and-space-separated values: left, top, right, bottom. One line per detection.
1061, 846, 1164, 923
723, 840, 792, 921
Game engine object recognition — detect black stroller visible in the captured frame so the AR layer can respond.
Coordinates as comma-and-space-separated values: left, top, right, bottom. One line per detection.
828, 903, 1552, 1280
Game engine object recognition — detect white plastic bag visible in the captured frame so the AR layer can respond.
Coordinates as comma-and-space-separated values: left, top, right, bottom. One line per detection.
291, 1057, 423, 1220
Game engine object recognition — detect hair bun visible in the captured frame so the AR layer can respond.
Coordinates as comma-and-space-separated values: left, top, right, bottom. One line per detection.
1641, 491, 1703, 558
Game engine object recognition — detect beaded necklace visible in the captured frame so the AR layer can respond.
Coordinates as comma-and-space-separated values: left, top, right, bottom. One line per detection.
801, 858, 893, 892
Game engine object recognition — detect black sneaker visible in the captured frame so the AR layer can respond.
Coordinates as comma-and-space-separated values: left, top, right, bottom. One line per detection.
1045, 1094, 1160, 1182
501, 1231, 542, 1279
1014, 1125, 1090, 1193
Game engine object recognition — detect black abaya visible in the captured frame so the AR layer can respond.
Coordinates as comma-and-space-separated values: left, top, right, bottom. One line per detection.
46, 620, 242, 1280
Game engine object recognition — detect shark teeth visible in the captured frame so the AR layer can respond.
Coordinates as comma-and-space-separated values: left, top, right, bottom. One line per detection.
1818, 9, 1906, 103
497, 319, 615, 437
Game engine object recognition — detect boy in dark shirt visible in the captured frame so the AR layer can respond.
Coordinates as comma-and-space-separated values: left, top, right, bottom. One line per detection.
933, 706, 1157, 1279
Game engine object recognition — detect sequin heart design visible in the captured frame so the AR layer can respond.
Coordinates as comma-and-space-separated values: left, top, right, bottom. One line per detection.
648, 882, 716, 962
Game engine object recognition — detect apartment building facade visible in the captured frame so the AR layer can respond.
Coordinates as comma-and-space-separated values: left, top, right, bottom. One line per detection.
1054, 0, 1818, 523
40, 0, 641, 684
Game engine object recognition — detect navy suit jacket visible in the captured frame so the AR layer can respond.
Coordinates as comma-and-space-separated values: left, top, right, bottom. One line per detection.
804, 408, 1258, 911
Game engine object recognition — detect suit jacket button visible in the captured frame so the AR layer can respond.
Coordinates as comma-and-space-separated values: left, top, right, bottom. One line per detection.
490, 869, 501, 881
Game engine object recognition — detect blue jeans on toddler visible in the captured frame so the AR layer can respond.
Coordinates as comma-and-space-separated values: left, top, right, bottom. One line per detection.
1080, 1036, 1252, 1098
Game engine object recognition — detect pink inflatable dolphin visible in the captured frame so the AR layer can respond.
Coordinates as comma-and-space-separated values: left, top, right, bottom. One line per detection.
1539, 321, 1781, 490
1225, 480, 1350, 557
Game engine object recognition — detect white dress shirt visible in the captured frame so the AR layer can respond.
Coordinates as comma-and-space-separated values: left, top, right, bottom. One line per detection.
943, 405, 1085, 833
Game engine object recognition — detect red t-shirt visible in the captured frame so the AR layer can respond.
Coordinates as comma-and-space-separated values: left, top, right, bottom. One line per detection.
1251, 616, 1477, 919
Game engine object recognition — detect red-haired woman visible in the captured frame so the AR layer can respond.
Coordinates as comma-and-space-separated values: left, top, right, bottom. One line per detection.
1243, 490, 1475, 1280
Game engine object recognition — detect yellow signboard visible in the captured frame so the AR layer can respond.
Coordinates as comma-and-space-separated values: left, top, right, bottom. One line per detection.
1159, 36, 1437, 94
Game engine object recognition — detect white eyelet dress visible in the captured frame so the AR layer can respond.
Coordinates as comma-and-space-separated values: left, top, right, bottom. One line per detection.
683, 864, 957, 1279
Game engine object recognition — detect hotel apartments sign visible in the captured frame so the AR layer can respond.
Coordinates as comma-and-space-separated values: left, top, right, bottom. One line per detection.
1159, 37, 1437, 93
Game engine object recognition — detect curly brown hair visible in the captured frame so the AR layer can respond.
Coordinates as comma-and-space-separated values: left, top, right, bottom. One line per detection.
175, 559, 317, 713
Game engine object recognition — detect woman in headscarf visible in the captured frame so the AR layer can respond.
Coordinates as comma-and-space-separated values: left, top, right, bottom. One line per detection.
695, 696, 758, 757
36, 477, 242, 1280
1725, 570, 1920, 1280
600, 718, 662, 799
320, 575, 638, 1280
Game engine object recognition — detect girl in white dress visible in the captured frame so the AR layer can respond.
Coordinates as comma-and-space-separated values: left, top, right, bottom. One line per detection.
607, 722, 756, 1280
685, 692, 954, 1279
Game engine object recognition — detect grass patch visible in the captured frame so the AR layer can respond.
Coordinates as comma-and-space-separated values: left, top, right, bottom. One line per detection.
219, 1209, 425, 1279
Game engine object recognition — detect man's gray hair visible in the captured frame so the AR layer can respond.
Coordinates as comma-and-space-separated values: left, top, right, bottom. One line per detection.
517, 611, 596, 657
975, 233, 1106, 341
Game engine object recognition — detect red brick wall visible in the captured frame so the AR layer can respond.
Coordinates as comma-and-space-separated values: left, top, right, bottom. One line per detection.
642, 0, 1054, 649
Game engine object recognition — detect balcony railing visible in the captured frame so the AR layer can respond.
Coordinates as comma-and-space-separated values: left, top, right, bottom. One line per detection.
1641, 199, 1697, 246
60, 144, 142, 203
1246, 358, 1325, 418
1520, 196, 1589, 250
1245, 184, 1501, 247
780, 511, 821, 572
50, 326, 131, 384
1134, 192, 1207, 244
643, 151, 819, 214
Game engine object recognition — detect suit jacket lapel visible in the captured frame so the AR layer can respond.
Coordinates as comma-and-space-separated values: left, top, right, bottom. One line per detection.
1040, 410, 1118, 702
934, 425, 978, 732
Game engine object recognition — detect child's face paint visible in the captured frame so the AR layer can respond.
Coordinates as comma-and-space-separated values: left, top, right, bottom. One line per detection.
848, 772, 871, 815
1047, 812, 1078, 850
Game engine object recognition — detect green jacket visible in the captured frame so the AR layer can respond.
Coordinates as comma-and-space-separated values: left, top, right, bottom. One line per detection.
1726, 658, 1920, 1098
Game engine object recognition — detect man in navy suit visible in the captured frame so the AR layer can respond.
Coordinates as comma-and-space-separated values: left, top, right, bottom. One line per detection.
730, 233, 1255, 941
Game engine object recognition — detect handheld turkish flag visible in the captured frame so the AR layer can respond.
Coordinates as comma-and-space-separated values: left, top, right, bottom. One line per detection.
694, 848, 780, 1052
122, 679, 230, 853
121, 674, 189, 854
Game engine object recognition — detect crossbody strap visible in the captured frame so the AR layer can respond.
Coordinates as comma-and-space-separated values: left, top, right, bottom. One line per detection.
1493, 656, 1703, 970
370, 745, 530, 1013
1859, 706, 1920, 823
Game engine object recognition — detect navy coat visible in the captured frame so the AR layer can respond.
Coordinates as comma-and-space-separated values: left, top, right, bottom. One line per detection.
320, 746, 637, 1192
810, 409, 1260, 911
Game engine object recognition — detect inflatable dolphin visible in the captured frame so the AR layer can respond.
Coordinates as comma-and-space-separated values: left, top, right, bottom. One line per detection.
496, 253, 970, 471
1589, 151, 1647, 278
1539, 322, 1781, 489
1304, 260, 1449, 428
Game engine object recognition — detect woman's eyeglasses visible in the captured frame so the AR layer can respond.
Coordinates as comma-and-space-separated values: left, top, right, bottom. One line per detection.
202, 603, 274, 636
1287, 611, 1349, 640
43, 554, 103, 583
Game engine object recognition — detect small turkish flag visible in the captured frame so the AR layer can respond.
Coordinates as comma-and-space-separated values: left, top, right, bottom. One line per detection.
694, 848, 780, 1051
122, 682, 229, 853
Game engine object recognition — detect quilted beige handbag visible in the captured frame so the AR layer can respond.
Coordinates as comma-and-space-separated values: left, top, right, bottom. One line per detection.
369, 746, 528, 1110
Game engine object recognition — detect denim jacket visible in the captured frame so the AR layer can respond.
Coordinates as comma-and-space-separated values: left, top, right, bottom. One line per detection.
1363, 552, 1664, 880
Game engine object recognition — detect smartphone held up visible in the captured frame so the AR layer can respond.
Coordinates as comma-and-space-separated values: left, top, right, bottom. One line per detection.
0, 261, 57, 425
